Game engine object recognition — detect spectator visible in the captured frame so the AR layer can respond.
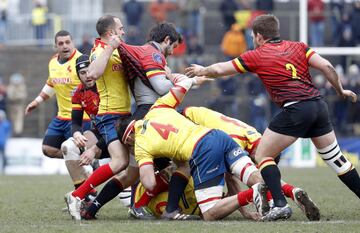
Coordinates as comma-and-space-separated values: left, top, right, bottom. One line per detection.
6, 73, 27, 137
0, 110, 11, 173
255, 0, 274, 13
31, 1, 48, 47
0, 77, 6, 112
219, 0, 239, 31
338, 13, 356, 71
78, 34, 93, 56
308, 0, 325, 47
186, 35, 204, 65
221, 23, 247, 59
0, 0, 7, 46
122, 0, 143, 28
350, 1, 360, 45
125, 26, 143, 45
330, 0, 345, 45
181, 0, 203, 37
149, 0, 177, 24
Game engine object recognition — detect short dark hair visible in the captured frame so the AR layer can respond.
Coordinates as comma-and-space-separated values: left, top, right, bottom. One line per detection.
116, 115, 136, 143
148, 22, 183, 44
252, 14, 280, 40
54, 30, 72, 43
96, 15, 117, 36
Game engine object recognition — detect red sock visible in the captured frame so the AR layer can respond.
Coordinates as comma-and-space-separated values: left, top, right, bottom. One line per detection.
266, 191, 273, 201
135, 173, 169, 208
237, 188, 253, 206
72, 164, 114, 199
282, 183, 295, 200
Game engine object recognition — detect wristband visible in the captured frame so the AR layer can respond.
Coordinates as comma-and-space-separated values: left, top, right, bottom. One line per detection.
35, 96, 44, 103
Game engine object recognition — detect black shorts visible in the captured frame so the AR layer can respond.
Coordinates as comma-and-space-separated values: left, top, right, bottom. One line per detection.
268, 98, 333, 138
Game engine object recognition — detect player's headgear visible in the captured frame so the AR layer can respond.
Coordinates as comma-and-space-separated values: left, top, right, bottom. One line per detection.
75, 54, 90, 77
116, 116, 136, 144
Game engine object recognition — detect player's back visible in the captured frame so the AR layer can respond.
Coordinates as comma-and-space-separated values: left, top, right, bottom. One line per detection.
183, 106, 261, 153
134, 107, 210, 163
90, 39, 131, 115
236, 40, 321, 106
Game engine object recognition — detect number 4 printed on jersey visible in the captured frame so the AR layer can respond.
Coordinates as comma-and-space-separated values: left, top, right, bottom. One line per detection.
150, 122, 179, 140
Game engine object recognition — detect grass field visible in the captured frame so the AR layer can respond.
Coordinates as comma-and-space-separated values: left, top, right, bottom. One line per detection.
1, 167, 360, 233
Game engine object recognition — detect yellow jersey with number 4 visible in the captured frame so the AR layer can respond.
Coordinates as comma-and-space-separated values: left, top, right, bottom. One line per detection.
183, 106, 261, 155
134, 92, 210, 167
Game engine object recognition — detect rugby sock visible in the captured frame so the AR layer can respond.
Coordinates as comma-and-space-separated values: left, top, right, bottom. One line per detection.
135, 173, 169, 208
165, 171, 188, 213
259, 158, 287, 207
87, 178, 124, 216
237, 188, 253, 206
281, 184, 295, 200
72, 164, 114, 199
338, 168, 360, 199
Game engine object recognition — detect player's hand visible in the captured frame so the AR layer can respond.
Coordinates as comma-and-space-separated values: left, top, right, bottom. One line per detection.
185, 64, 205, 78
79, 148, 96, 166
243, 211, 262, 221
193, 76, 214, 86
341, 89, 357, 103
108, 35, 122, 50
25, 100, 39, 115
73, 132, 88, 148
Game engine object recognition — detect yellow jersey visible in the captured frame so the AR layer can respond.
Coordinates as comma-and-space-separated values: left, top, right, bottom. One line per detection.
135, 177, 200, 217
90, 38, 131, 115
134, 92, 210, 167
183, 107, 262, 155
46, 50, 89, 120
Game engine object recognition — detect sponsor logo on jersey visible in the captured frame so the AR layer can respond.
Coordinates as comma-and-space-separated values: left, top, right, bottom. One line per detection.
152, 52, 163, 64
51, 77, 71, 84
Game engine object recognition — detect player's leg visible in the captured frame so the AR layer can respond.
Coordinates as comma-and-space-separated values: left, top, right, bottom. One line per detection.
312, 130, 360, 198
42, 118, 66, 158
81, 157, 139, 220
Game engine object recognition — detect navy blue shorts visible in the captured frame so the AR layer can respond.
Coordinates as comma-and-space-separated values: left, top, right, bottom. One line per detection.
190, 129, 244, 188
43, 117, 91, 149
95, 114, 130, 146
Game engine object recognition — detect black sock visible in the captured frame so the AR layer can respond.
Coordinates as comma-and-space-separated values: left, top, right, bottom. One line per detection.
165, 172, 188, 213
260, 162, 287, 207
339, 168, 360, 198
87, 178, 123, 216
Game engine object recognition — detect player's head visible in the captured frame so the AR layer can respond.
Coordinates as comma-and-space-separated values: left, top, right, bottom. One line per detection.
96, 15, 125, 39
116, 116, 137, 146
148, 22, 183, 57
251, 14, 280, 48
75, 54, 94, 88
54, 30, 75, 60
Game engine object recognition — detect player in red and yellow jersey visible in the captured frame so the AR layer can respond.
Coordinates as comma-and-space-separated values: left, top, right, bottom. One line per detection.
186, 14, 360, 221
65, 16, 133, 221
25, 30, 91, 189
117, 75, 268, 221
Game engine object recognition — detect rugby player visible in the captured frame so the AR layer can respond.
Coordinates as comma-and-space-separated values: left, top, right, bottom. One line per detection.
185, 14, 360, 221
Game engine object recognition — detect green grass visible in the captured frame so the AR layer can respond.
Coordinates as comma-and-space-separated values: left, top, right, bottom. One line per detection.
1, 167, 360, 233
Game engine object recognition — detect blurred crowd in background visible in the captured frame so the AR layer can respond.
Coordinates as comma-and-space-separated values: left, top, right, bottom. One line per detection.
0, 0, 359, 148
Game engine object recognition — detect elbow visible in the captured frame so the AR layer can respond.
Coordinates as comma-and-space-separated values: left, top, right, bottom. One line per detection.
87, 70, 100, 81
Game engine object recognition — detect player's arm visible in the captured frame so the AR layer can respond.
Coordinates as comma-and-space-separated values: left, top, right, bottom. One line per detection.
309, 53, 357, 102
185, 61, 238, 78
139, 163, 157, 191
148, 74, 174, 95
71, 108, 88, 148
88, 35, 121, 81
25, 84, 55, 115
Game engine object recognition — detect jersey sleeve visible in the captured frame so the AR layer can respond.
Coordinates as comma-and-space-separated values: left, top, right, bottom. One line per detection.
301, 42, 316, 62
90, 46, 103, 63
135, 143, 154, 167
183, 106, 207, 125
231, 50, 257, 73
143, 52, 166, 79
151, 90, 179, 109
71, 86, 82, 110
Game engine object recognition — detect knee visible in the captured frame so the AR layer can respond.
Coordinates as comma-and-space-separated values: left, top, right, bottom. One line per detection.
201, 211, 217, 221
111, 158, 129, 174
42, 145, 58, 158
61, 138, 81, 161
